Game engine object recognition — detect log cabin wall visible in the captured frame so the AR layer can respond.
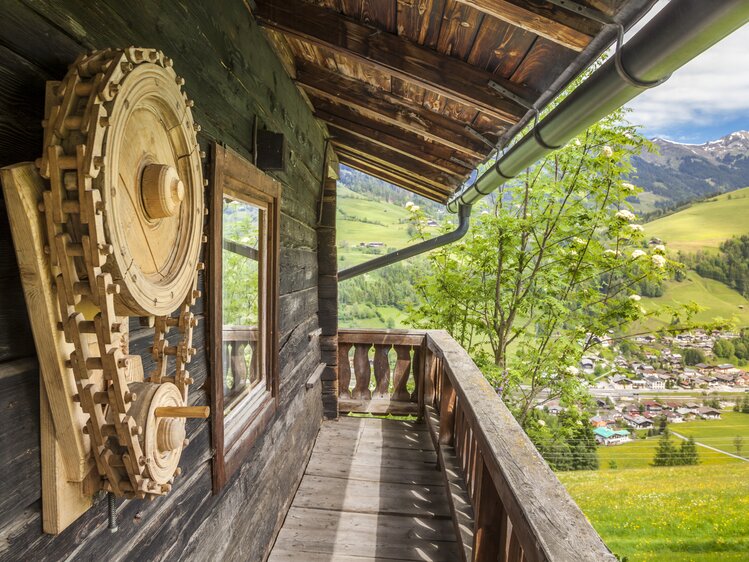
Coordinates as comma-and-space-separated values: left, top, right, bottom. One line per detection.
0, 2, 328, 560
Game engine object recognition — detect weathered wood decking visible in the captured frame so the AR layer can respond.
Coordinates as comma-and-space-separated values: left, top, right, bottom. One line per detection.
269, 416, 461, 561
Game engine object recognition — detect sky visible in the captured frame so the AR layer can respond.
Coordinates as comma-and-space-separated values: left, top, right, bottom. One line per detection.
623, 2, 749, 144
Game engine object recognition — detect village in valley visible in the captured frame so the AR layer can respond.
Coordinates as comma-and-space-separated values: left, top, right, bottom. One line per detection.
538, 329, 749, 447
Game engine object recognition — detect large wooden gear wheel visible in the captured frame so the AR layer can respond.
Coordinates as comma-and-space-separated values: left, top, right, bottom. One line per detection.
37, 47, 207, 500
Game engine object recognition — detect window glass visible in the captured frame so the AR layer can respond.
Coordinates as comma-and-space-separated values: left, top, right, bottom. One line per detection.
221, 196, 265, 414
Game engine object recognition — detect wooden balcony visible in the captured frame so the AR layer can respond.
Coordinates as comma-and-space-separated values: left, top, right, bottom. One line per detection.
270, 329, 615, 562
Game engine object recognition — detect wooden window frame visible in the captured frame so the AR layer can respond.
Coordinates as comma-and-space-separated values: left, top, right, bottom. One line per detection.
209, 143, 281, 493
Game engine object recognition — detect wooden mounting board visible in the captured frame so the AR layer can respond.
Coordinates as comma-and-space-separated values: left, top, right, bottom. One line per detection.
1, 162, 94, 533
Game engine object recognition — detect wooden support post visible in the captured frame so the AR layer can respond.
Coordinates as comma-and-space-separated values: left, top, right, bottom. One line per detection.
438, 373, 457, 446
473, 458, 504, 562
1, 163, 90, 481
317, 172, 339, 418
40, 377, 92, 533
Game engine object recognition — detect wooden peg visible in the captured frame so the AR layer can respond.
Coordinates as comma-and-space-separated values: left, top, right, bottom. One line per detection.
153, 406, 210, 419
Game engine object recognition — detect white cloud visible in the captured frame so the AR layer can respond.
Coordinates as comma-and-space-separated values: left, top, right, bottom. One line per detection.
623, 3, 749, 139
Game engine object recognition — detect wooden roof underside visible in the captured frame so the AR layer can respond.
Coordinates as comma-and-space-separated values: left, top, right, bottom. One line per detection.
256, 0, 655, 203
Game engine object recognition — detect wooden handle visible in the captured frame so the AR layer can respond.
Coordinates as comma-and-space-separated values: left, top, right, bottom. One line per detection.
154, 406, 210, 419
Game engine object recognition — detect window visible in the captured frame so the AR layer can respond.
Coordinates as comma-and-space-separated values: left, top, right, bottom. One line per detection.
209, 143, 280, 492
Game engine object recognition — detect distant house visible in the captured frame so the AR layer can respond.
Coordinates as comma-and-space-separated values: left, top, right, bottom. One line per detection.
366, 241, 385, 248
612, 375, 633, 389
643, 400, 662, 413
697, 407, 722, 420
589, 415, 607, 428
623, 414, 653, 429
665, 411, 684, 423
594, 427, 630, 446
644, 375, 665, 390
676, 407, 696, 420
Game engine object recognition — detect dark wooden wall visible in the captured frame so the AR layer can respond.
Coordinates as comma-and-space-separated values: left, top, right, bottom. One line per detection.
0, 1, 328, 560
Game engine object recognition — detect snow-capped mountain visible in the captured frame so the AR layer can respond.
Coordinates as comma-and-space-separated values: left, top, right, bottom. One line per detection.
631, 131, 749, 208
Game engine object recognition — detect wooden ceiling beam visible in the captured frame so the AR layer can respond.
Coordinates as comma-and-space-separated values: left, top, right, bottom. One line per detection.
255, 0, 535, 123
452, 1, 598, 52
297, 62, 491, 160
330, 129, 465, 188
336, 152, 450, 203
319, 110, 475, 177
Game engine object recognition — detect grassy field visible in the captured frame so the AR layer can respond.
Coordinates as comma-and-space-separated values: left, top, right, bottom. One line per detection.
645, 186, 749, 254
639, 270, 749, 330
337, 186, 416, 267
596, 412, 749, 470
559, 413, 749, 561
560, 463, 749, 561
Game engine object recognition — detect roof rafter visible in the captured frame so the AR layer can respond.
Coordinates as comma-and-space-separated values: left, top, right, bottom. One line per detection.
297, 62, 492, 160
452, 0, 599, 52
255, 0, 536, 124
329, 128, 464, 187
318, 108, 475, 177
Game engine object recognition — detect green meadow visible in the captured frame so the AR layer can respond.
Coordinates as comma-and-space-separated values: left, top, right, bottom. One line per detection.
560, 462, 749, 562
559, 413, 749, 561
639, 270, 749, 330
337, 185, 415, 267
645, 186, 749, 254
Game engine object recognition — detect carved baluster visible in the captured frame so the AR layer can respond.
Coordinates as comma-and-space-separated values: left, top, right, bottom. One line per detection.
247, 337, 258, 386
231, 341, 248, 392
391, 344, 412, 401
222, 341, 232, 396
411, 345, 422, 403
352, 343, 372, 400
372, 344, 391, 398
338, 341, 353, 398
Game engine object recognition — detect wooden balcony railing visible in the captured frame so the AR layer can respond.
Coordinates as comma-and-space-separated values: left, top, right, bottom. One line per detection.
337, 328, 615, 562
338, 329, 426, 415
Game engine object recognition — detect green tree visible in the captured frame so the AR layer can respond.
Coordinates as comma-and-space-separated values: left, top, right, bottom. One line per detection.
407, 108, 674, 425
652, 430, 678, 466
713, 339, 735, 359
734, 435, 744, 457
682, 347, 705, 366
678, 436, 699, 465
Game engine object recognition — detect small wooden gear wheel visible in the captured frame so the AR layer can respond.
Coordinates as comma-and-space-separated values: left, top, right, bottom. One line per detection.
128, 382, 186, 490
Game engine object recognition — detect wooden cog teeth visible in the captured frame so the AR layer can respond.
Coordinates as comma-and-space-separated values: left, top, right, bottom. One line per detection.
38, 47, 204, 499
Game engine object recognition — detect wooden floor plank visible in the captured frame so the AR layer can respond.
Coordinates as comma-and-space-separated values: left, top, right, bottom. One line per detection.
270, 417, 460, 561
293, 475, 451, 518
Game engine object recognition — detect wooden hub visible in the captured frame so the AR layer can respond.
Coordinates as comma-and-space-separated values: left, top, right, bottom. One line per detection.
141, 164, 185, 219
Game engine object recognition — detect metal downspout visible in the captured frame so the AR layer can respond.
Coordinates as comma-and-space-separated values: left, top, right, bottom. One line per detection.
338, 204, 471, 281
447, 0, 749, 212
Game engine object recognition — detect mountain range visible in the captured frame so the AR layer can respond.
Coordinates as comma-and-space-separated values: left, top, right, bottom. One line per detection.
631, 131, 749, 210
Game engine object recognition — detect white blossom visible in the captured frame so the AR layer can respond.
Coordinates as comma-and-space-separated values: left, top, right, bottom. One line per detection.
602, 146, 614, 158
631, 249, 646, 259
629, 294, 642, 302
652, 254, 667, 268
629, 224, 644, 233
604, 249, 618, 257
615, 209, 636, 222
653, 244, 666, 254
622, 182, 636, 192
573, 237, 585, 245
538, 419, 546, 427
405, 201, 414, 209
573, 138, 582, 147
411, 205, 420, 212
565, 366, 580, 376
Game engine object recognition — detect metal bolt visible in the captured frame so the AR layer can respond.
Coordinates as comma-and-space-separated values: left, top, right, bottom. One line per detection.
107, 492, 118, 533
